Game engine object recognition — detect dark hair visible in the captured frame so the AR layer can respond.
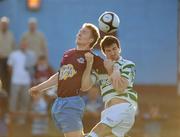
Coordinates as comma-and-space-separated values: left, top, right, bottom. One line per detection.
82, 23, 100, 49
100, 35, 120, 53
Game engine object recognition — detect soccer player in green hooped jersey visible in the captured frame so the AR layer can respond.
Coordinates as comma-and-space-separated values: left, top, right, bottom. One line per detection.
81, 35, 138, 137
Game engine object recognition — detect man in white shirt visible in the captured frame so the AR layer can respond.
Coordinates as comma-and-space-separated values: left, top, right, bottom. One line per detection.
8, 39, 36, 124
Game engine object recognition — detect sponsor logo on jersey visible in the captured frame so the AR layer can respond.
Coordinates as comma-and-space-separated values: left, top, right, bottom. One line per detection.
59, 64, 77, 80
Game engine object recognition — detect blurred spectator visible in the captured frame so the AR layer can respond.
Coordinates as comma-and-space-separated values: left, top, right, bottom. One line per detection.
83, 86, 104, 132
0, 79, 8, 137
33, 55, 54, 85
84, 87, 104, 114
21, 17, 48, 58
33, 55, 56, 99
31, 56, 55, 137
0, 16, 16, 93
31, 95, 49, 137
7, 40, 34, 125
143, 103, 167, 137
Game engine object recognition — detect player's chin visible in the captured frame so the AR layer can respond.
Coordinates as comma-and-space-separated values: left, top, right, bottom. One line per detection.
112, 56, 119, 61
110, 57, 116, 61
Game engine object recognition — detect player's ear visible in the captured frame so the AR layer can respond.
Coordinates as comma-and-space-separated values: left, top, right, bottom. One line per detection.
89, 38, 94, 43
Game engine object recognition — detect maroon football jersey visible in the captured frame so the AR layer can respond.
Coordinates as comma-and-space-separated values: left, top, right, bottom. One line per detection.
57, 48, 106, 97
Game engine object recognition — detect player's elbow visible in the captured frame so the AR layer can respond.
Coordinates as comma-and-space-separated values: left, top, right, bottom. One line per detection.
80, 84, 93, 92
81, 75, 96, 92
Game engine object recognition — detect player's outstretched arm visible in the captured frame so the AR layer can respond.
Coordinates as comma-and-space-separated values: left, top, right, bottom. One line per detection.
29, 72, 58, 97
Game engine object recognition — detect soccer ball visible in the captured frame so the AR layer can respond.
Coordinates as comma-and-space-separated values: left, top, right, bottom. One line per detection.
98, 11, 120, 33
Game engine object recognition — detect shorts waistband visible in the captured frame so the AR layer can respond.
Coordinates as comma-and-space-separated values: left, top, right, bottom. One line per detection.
57, 95, 81, 100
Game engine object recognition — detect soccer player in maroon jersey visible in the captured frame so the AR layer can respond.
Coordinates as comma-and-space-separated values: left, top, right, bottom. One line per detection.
29, 23, 106, 137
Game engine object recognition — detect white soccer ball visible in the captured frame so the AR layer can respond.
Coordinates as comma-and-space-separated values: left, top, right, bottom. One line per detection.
98, 11, 120, 33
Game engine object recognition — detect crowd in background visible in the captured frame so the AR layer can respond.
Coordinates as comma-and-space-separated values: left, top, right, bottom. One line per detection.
0, 16, 54, 137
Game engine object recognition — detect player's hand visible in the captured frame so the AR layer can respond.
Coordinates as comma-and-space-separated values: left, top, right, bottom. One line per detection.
110, 70, 122, 91
84, 52, 94, 66
29, 86, 41, 97
104, 59, 113, 75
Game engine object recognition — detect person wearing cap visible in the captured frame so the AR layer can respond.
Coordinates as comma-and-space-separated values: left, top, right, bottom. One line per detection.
21, 17, 48, 59
0, 16, 16, 93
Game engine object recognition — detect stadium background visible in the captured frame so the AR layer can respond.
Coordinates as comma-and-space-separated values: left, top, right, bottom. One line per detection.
0, 0, 179, 137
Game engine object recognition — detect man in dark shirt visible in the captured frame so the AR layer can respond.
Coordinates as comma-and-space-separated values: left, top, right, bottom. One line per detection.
29, 23, 106, 137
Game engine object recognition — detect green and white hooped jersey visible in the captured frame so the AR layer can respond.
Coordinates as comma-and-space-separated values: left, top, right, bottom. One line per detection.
92, 57, 138, 106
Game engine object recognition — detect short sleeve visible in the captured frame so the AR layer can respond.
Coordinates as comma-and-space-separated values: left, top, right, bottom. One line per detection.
114, 61, 136, 84
121, 63, 136, 84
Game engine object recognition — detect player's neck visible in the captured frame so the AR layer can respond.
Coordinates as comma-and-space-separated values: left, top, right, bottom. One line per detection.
76, 44, 90, 51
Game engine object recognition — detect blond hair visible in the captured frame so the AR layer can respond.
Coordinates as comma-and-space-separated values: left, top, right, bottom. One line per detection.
82, 23, 100, 49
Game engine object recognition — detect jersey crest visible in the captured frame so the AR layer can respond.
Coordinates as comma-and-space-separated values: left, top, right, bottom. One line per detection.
77, 57, 85, 64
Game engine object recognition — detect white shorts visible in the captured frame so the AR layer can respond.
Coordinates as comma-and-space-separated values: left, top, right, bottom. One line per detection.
101, 103, 137, 137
